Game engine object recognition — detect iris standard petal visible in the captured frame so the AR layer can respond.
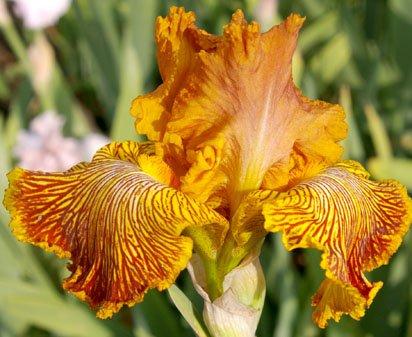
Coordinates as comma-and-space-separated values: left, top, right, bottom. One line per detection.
131, 7, 347, 215
4, 141, 228, 318
130, 6, 220, 143
263, 160, 412, 327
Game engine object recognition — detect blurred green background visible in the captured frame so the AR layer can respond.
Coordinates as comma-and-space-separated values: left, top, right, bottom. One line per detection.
1, 0, 412, 336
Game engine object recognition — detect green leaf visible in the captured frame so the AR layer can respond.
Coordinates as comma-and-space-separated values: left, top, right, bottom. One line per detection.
50, 66, 91, 137
360, 244, 409, 337
73, 0, 120, 119
110, 0, 157, 142
133, 291, 184, 337
0, 72, 10, 100
309, 31, 352, 84
0, 279, 113, 337
340, 86, 365, 162
5, 78, 31, 148
0, 220, 60, 295
364, 104, 393, 159
266, 235, 299, 337
133, 306, 156, 337
125, 0, 158, 77
300, 0, 329, 18
168, 285, 211, 337
389, 0, 412, 24
0, 114, 11, 220
110, 28, 144, 141
298, 10, 338, 53
0, 20, 31, 75
326, 318, 364, 337
339, 60, 364, 88
376, 61, 401, 88
367, 157, 412, 190
292, 50, 304, 87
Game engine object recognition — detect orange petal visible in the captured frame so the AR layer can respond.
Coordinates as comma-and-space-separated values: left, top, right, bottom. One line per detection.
4, 141, 228, 318
130, 6, 220, 143
263, 160, 412, 327
131, 8, 347, 214
231, 190, 279, 246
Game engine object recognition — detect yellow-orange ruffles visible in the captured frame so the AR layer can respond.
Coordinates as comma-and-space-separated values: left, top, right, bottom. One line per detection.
4, 141, 228, 318
264, 161, 412, 328
131, 7, 347, 213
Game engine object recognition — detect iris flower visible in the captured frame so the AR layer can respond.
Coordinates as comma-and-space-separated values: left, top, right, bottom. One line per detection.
4, 7, 412, 330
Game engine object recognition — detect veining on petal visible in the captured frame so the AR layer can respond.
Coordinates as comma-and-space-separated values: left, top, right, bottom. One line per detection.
4, 141, 228, 318
263, 160, 412, 327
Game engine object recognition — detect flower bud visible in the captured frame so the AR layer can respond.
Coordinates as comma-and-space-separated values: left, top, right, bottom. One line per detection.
28, 34, 54, 96
188, 255, 266, 337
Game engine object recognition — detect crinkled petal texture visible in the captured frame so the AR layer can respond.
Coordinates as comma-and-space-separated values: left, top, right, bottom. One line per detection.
231, 190, 279, 246
4, 141, 228, 318
263, 161, 412, 328
131, 7, 347, 220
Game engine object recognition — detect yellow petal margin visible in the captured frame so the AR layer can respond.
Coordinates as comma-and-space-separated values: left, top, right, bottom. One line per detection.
4, 141, 228, 318
263, 160, 412, 328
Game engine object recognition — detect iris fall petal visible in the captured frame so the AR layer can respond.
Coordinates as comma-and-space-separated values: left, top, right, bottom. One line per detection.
263, 160, 412, 327
4, 141, 228, 318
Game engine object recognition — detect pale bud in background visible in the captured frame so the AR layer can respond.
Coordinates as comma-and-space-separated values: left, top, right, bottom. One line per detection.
188, 255, 266, 337
0, 0, 11, 26
11, 0, 72, 29
28, 34, 54, 96
256, 0, 278, 31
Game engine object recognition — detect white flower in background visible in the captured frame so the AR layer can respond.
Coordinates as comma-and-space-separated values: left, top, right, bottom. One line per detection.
14, 111, 110, 172
81, 133, 110, 162
14, 111, 81, 171
28, 34, 54, 95
11, 0, 72, 29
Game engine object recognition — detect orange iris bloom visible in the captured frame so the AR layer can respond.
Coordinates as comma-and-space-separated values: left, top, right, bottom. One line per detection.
4, 7, 412, 328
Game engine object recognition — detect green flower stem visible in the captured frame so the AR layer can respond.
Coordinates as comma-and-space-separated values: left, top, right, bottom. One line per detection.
184, 224, 264, 302
202, 256, 224, 301
1, 22, 31, 76
204, 233, 260, 301
1, 24, 55, 110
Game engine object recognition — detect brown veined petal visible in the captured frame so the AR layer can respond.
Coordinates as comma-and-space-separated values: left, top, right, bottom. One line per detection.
4, 141, 228, 319
263, 160, 412, 328
132, 8, 347, 214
